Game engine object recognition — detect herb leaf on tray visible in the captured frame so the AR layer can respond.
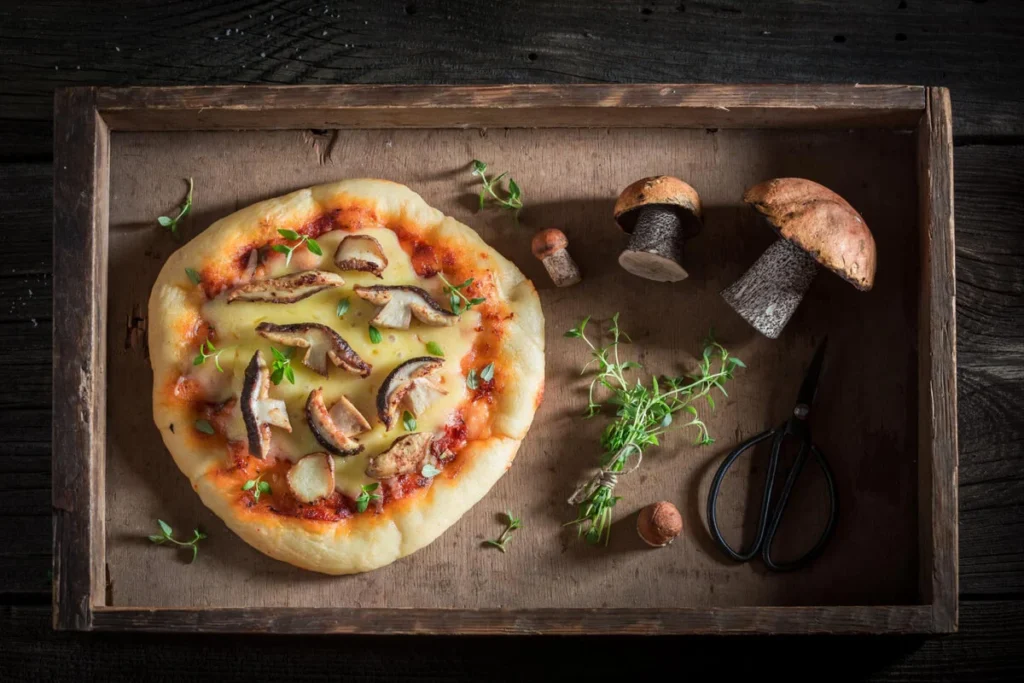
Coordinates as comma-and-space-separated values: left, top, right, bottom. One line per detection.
158, 177, 194, 238
564, 314, 744, 546
148, 519, 207, 563
470, 159, 524, 224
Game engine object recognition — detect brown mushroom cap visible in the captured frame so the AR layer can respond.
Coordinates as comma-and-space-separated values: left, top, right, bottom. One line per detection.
743, 178, 876, 290
613, 175, 703, 236
531, 228, 568, 259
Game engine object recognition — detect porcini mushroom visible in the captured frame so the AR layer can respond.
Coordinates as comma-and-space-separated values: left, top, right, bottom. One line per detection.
334, 234, 389, 278
376, 356, 446, 430
286, 452, 336, 503
227, 270, 344, 304
637, 501, 683, 547
255, 322, 372, 377
354, 285, 458, 329
365, 433, 434, 479
531, 228, 581, 287
614, 176, 703, 282
240, 349, 293, 459
305, 388, 371, 456
720, 178, 876, 339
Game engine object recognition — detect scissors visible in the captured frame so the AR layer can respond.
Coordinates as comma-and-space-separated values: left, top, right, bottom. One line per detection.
706, 337, 838, 572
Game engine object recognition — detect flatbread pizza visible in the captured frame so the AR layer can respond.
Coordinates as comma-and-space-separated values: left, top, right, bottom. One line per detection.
147, 179, 545, 574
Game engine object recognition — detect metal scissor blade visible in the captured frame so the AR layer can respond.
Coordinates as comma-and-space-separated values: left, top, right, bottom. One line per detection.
796, 336, 828, 409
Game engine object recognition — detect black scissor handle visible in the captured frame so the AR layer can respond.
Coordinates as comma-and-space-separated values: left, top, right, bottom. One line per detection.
761, 442, 838, 572
706, 427, 783, 562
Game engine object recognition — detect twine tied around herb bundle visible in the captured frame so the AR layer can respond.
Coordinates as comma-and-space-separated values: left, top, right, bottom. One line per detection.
567, 443, 644, 506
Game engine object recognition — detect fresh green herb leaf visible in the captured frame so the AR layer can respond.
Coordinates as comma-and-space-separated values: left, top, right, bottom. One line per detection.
269, 346, 294, 385
425, 341, 444, 357
193, 338, 227, 372
336, 298, 350, 317
278, 228, 301, 241
271, 244, 291, 255
563, 315, 744, 546
480, 362, 495, 382
466, 369, 479, 390
194, 419, 215, 435
258, 480, 271, 494
483, 510, 523, 553
438, 273, 486, 315
185, 267, 201, 285
421, 463, 441, 478
241, 480, 256, 491
355, 482, 381, 513
470, 160, 524, 224
158, 177, 194, 238
243, 473, 273, 502
368, 325, 382, 344
273, 229, 322, 267
402, 410, 417, 431
306, 238, 323, 256
149, 518, 206, 563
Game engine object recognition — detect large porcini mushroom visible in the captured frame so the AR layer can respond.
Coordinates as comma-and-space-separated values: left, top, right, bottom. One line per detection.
720, 178, 876, 339
354, 285, 458, 329
240, 349, 293, 459
305, 388, 371, 456
334, 234, 388, 278
286, 452, 336, 503
613, 176, 703, 282
365, 433, 433, 479
226, 270, 344, 304
376, 356, 446, 430
255, 322, 371, 377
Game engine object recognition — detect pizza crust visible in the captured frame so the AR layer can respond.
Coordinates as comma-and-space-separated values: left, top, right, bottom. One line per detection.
148, 178, 545, 574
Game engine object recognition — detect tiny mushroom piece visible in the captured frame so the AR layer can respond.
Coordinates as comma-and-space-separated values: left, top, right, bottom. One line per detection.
334, 234, 389, 278
365, 433, 434, 480
531, 228, 581, 287
613, 176, 703, 282
637, 501, 683, 547
376, 356, 447, 430
354, 285, 458, 330
256, 322, 372, 377
226, 270, 345, 304
240, 349, 293, 459
720, 178, 877, 339
306, 388, 371, 456
286, 452, 336, 503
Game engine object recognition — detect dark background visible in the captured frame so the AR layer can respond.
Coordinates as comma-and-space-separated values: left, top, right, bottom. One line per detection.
2, 1, 1022, 680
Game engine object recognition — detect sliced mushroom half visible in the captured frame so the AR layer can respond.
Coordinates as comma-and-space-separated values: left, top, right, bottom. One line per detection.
256, 322, 372, 377
286, 452, 336, 503
306, 388, 370, 457
334, 234, 388, 278
241, 349, 293, 459
376, 357, 446, 430
365, 433, 433, 480
354, 285, 458, 329
227, 270, 344, 304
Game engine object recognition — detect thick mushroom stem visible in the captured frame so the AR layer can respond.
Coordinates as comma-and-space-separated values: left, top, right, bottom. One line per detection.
720, 238, 818, 339
618, 206, 689, 282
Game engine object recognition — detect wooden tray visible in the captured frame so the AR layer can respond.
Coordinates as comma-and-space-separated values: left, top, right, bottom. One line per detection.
52, 84, 957, 635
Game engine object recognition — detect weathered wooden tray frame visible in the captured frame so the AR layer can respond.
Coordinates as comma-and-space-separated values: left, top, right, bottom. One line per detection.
52, 84, 957, 635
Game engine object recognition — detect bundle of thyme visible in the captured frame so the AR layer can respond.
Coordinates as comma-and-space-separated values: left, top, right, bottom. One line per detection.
564, 314, 744, 545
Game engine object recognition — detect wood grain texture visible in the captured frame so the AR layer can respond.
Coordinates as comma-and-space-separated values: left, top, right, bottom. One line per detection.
2, 0, 1023, 159
916, 87, 958, 632
92, 83, 926, 130
3, 601, 1024, 681
51, 87, 107, 630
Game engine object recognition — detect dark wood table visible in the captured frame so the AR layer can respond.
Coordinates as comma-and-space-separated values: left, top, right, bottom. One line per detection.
2, 2, 1021, 679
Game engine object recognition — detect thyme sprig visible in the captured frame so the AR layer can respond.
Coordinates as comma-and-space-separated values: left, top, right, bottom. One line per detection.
193, 338, 227, 372
564, 314, 744, 546
438, 273, 485, 315
271, 228, 322, 267
158, 177, 193, 237
470, 160, 523, 224
148, 519, 207, 563
483, 510, 523, 553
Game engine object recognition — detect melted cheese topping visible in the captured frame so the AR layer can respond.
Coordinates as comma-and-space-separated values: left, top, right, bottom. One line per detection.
194, 226, 477, 498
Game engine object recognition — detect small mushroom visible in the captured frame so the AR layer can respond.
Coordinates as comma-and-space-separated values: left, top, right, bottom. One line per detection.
720, 178, 877, 339
240, 349, 293, 459
531, 228, 581, 287
365, 433, 433, 480
613, 176, 703, 282
305, 388, 370, 456
354, 285, 458, 329
227, 270, 344, 304
637, 501, 683, 547
255, 322, 371, 377
334, 234, 388, 278
286, 452, 336, 503
376, 356, 446, 430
